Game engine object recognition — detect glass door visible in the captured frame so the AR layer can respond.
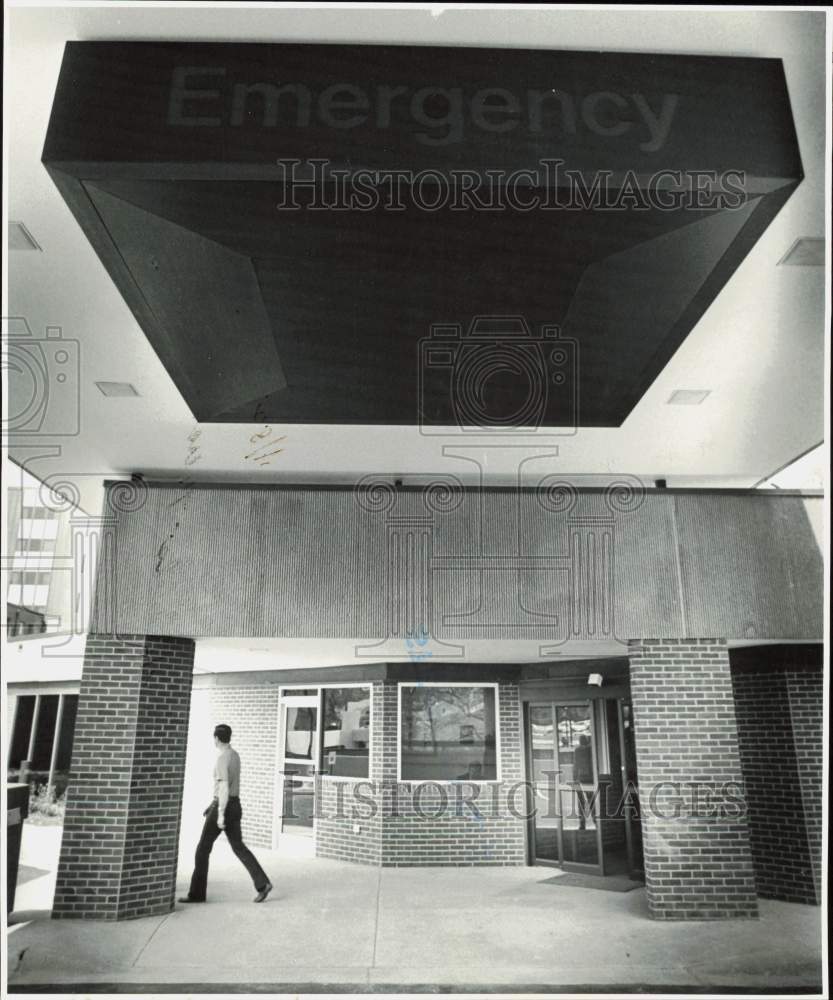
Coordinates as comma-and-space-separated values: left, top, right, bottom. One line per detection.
526, 697, 643, 876
617, 699, 643, 876
278, 694, 319, 850
528, 703, 559, 863
554, 703, 603, 872
527, 700, 603, 873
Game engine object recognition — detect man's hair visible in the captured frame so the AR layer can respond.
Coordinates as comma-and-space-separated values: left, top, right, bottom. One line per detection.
213, 724, 232, 744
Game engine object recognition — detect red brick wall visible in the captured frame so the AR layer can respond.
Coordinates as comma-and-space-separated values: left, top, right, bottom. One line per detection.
53, 634, 194, 920
628, 639, 758, 920
731, 660, 822, 904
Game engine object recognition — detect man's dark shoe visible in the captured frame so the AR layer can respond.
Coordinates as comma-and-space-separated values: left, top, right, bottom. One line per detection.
178, 896, 205, 903
253, 882, 273, 903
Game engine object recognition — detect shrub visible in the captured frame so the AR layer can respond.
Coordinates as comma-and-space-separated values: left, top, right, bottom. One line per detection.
28, 782, 66, 824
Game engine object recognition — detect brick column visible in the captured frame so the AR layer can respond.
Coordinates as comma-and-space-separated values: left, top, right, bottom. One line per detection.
53, 634, 195, 920
628, 639, 758, 920
786, 667, 823, 903
731, 665, 822, 903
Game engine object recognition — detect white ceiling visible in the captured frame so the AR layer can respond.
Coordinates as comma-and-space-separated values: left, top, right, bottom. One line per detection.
4, 4, 828, 515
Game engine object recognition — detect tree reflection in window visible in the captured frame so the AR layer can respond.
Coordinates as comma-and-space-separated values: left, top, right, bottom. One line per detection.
400, 686, 497, 781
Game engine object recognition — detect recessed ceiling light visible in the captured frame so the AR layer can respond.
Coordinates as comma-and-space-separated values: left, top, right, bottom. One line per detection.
778, 237, 824, 266
667, 389, 711, 405
8, 221, 42, 251
95, 381, 140, 397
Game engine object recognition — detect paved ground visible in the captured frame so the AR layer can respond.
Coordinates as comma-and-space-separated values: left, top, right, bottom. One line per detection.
6, 824, 825, 993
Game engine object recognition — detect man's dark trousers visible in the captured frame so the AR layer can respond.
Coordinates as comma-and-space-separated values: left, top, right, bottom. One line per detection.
187, 796, 269, 900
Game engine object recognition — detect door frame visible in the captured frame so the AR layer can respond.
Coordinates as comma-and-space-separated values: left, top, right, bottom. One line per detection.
274, 692, 321, 853
616, 697, 643, 877
524, 698, 605, 875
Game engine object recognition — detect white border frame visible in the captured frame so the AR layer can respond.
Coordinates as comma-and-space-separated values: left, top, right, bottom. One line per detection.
397, 681, 502, 784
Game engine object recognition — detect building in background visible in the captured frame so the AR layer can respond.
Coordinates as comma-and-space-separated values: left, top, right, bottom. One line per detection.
5, 466, 91, 791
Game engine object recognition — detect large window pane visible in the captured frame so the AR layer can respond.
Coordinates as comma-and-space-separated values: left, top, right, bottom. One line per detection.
57, 695, 79, 771
9, 695, 36, 768
321, 687, 370, 778
284, 706, 317, 760
31, 695, 59, 769
400, 686, 497, 781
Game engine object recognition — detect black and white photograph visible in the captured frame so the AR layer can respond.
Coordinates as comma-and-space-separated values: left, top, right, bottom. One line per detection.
2, 2, 829, 996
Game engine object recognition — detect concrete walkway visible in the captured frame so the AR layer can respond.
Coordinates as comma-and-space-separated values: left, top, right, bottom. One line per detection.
6, 830, 824, 993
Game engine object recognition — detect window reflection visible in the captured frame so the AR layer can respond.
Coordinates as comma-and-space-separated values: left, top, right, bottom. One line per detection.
400, 686, 497, 781
320, 688, 370, 778
284, 706, 316, 760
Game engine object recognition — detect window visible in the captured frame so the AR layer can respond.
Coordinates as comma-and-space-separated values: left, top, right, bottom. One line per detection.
9, 572, 53, 585
6, 604, 46, 637
399, 685, 498, 781
8, 694, 79, 772
284, 706, 317, 761
320, 687, 370, 778
21, 506, 53, 520
15, 537, 56, 553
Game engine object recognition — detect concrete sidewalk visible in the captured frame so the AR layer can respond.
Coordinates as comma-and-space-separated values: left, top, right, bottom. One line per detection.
6, 836, 824, 993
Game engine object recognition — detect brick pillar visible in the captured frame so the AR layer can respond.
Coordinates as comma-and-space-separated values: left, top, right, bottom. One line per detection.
785, 667, 823, 902
53, 634, 194, 920
628, 639, 758, 920
730, 665, 822, 903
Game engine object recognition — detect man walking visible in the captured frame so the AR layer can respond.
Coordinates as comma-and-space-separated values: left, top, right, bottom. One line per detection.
179, 724, 273, 904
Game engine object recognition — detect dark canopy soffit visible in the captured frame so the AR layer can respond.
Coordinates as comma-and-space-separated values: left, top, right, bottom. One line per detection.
42, 42, 803, 425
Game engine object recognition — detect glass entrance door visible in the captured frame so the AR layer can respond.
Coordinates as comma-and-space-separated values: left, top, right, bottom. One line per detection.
278, 695, 319, 849
527, 697, 644, 875
529, 703, 559, 863
554, 702, 603, 871
528, 701, 603, 873
617, 699, 643, 876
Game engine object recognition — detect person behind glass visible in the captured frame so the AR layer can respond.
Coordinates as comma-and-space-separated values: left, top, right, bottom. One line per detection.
572, 734, 594, 831
179, 724, 273, 904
